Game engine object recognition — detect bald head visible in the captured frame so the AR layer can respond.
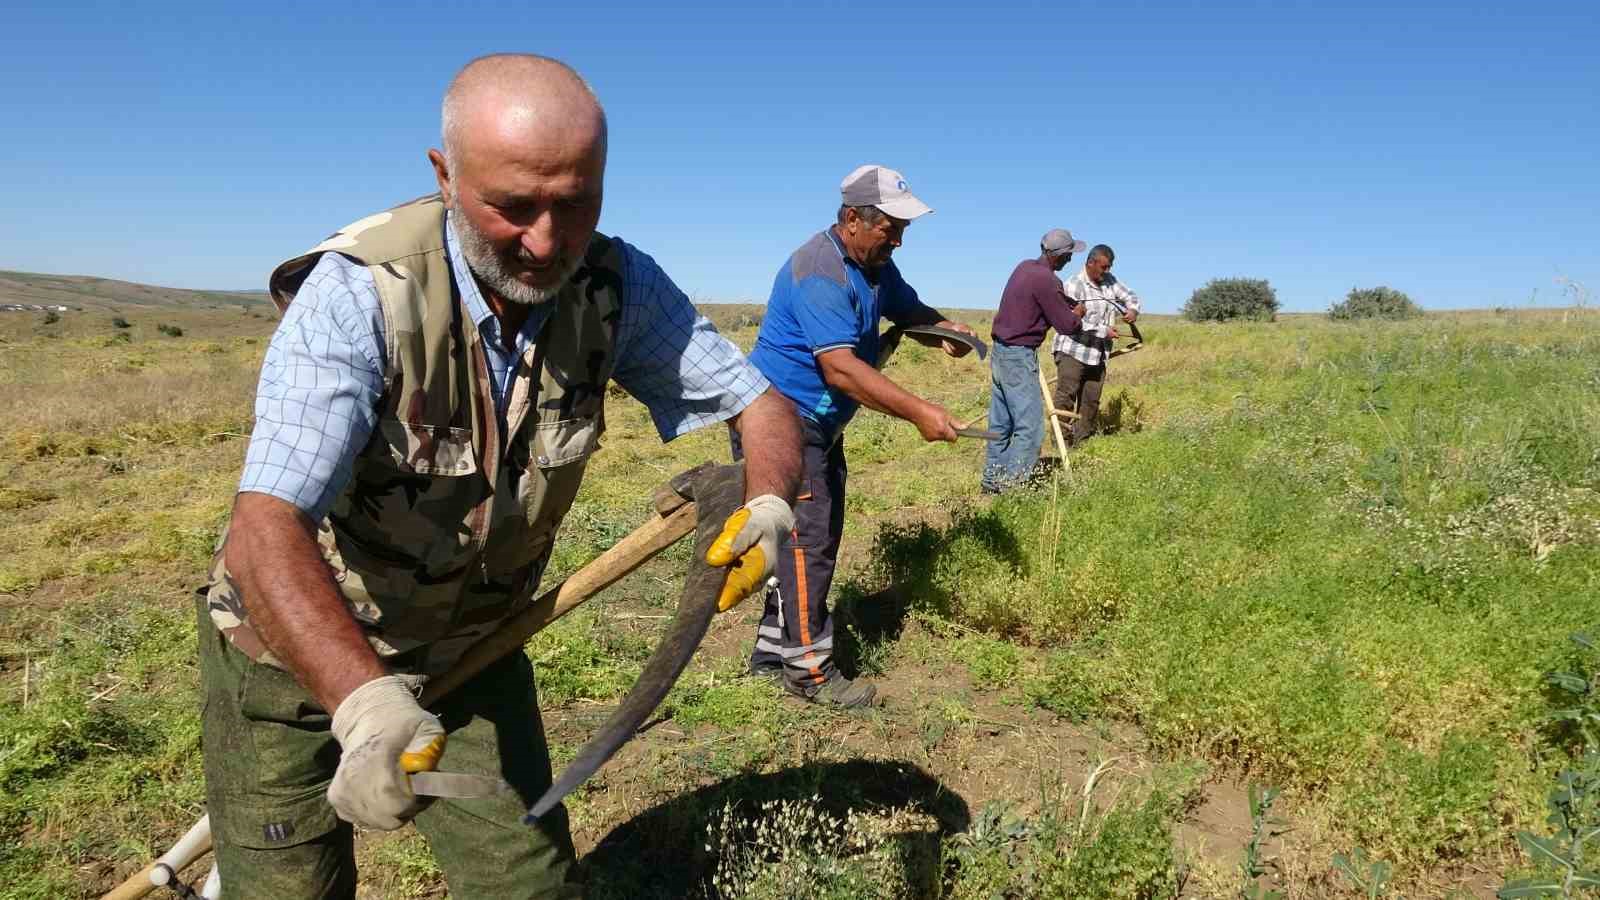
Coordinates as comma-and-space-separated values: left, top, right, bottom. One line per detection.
439, 54, 607, 176
429, 55, 609, 308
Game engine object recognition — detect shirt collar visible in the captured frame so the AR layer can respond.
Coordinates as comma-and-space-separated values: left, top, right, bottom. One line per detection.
445, 212, 552, 349
825, 226, 885, 284
1073, 268, 1117, 290
824, 226, 853, 267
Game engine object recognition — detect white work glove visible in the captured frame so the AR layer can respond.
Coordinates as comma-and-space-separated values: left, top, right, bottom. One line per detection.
328, 675, 445, 830
705, 493, 794, 612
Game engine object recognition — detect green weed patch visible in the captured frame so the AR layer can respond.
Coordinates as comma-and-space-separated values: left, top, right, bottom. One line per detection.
847, 316, 1600, 874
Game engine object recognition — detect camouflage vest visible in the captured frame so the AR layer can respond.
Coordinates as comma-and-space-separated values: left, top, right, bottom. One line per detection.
207, 194, 625, 676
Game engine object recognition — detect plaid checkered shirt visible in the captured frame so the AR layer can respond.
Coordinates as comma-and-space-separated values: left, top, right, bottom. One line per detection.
1050, 269, 1142, 366
239, 215, 768, 520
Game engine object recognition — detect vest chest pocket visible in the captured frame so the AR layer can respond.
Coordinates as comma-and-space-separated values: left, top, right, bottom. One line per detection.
377, 419, 478, 477
334, 419, 482, 596
519, 416, 603, 515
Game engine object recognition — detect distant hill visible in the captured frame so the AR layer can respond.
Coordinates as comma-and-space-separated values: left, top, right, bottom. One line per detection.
0, 270, 273, 312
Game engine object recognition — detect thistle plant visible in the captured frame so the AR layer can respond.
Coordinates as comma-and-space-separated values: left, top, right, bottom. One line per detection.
1334, 847, 1395, 898
1500, 633, 1600, 898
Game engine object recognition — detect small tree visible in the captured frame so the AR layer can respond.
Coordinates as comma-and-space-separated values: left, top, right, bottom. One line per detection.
1329, 286, 1421, 321
111, 316, 131, 329
42, 311, 60, 325
1182, 278, 1279, 322
156, 323, 184, 337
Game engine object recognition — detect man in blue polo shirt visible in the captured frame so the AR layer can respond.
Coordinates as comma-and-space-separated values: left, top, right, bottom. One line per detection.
740, 164, 978, 707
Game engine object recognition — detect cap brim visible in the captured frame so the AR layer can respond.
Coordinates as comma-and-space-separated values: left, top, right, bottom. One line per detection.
875, 196, 932, 220
1046, 240, 1086, 255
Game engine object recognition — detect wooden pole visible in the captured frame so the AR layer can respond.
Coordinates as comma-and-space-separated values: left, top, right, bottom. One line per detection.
420, 500, 697, 704
1039, 357, 1070, 469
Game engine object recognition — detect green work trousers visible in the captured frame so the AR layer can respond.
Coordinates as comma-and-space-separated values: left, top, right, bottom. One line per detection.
195, 597, 582, 899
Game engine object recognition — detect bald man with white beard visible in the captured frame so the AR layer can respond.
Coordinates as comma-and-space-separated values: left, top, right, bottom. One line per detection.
197, 55, 801, 898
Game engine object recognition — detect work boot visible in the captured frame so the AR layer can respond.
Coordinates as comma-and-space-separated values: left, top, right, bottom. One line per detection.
786, 671, 877, 709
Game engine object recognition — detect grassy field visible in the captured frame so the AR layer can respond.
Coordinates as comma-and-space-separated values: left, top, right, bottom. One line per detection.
1, 300, 1597, 898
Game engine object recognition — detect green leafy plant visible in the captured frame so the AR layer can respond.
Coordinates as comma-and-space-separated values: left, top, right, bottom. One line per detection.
1240, 784, 1285, 900
1334, 847, 1396, 898
1330, 286, 1423, 320
1500, 632, 1600, 898
1182, 278, 1279, 322
1542, 633, 1600, 753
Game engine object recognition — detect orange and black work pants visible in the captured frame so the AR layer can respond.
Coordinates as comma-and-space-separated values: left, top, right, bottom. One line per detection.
731, 418, 845, 689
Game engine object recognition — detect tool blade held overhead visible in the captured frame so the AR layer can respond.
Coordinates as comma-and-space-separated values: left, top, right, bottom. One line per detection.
409, 771, 512, 799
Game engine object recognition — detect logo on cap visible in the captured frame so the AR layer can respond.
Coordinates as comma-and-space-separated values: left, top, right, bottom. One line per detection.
896, 180, 908, 191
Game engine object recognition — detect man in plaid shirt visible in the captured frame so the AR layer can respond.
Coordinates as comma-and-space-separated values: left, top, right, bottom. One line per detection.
1049, 244, 1141, 445
197, 54, 801, 899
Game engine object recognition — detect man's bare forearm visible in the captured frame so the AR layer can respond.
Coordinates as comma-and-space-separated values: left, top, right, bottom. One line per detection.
818, 350, 934, 423
731, 388, 802, 503
224, 491, 387, 712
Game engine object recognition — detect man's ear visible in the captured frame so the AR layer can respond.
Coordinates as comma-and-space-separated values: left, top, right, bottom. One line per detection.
427, 149, 452, 205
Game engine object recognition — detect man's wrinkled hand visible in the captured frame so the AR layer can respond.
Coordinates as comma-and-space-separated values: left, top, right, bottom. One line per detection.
938, 321, 978, 358
914, 402, 960, 444
705, 494, 794, 611
328, 675, 445, 831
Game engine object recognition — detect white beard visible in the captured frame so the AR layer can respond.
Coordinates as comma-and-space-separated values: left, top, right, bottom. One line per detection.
452, 210, 583, 307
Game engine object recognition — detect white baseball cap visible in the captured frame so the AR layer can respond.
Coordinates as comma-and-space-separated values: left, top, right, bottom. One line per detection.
839, 165, 932, 221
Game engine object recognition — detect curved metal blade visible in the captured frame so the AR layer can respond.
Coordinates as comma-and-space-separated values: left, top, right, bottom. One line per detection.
409, 771, 512, 799
876, 323, 989, 370
526, 462, 747, 822
1108, 319, 1146, 358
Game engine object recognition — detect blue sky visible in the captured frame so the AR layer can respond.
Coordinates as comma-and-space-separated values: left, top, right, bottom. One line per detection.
2, 1, 1596, 313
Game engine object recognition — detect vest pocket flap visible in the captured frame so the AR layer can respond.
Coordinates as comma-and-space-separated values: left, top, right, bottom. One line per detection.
532, 417, 602, 468
379, 419, 478, 476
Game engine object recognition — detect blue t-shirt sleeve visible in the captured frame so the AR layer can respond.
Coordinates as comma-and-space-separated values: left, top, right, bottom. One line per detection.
791, 277, 860, 356
880, 264, 940, 324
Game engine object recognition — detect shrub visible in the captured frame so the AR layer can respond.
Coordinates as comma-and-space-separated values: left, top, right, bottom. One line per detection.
156, 323, 184, 337
1182, 278, 1279, 322
1329, 286, 1422, 320
41, 311, 60, 325
110, 316, 131, 329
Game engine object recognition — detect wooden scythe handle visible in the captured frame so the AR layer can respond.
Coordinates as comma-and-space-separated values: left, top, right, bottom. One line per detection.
101, 862, 166, 900
420, 498, 698, 705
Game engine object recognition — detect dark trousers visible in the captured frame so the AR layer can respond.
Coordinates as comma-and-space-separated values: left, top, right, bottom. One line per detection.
1053, 353, 1106, 446
731, 418, 845, 689
195, 596, 582, 899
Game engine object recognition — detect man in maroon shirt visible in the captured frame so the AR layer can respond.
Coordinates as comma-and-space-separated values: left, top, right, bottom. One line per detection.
981, 229, 1087, 493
